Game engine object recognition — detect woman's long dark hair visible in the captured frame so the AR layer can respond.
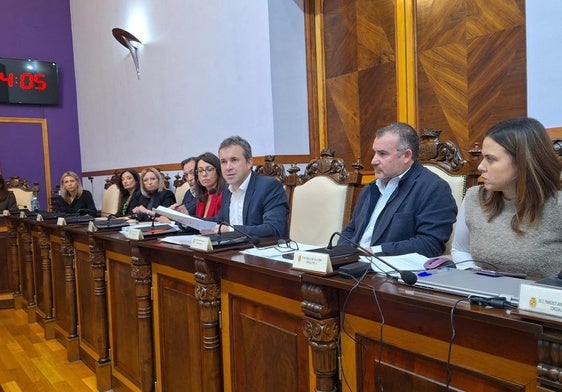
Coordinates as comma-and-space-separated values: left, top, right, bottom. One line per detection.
479, 117, 562, 233
117, 169, 140, 197
193, 152, 225, 202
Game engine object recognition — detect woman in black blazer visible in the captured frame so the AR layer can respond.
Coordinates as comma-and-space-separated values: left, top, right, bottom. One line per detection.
116, 168, 142, 217
132, 167, 175, 221
54, 171, 97, 215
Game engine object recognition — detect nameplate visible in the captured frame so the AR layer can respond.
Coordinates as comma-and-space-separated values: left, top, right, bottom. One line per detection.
56, 217, 67, 226
125, 228, 144, 240
519, 282, 562, 318
88, 221, 97, 232
20, 211, 26, 219
190, 235, 213, 252
292, 250, 333, 274
2, 210, 9, 216
36, 214, 44, 221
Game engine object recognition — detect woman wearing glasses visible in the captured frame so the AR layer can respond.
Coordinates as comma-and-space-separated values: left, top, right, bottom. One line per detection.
192, 152, 226, 218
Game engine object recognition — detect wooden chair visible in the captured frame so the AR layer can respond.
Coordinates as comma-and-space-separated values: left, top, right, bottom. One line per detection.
284, 149, 362, 246
174, 182, 190, 204
6, 176, 39, 210
100, 171, 122, 217
255, 155, 289, 200
100, 184, 121, 217
418, 129, 468, 254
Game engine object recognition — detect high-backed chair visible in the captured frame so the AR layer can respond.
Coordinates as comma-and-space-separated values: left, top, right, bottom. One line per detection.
418, 129, 468, 254
284, 150, 362, 246
6, 176, 39, 210
255, 155, 289, 200
100, 183, 121, 217
175, 182, 190, 204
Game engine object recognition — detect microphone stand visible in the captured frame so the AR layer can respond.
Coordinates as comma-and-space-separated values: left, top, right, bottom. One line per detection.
328, 232, 418, 285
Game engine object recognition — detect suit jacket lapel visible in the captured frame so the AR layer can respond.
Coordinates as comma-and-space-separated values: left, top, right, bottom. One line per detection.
241, 172, 256, 224
370, 166, 419, 245
221, 189, 232, 223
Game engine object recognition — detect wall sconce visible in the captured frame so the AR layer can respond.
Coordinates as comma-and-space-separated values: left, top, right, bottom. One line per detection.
112, 28, 142, 79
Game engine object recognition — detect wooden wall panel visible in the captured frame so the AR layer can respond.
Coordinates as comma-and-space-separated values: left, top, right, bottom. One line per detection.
153, 271, 202, 392
416, 0, 527, 158
322, 0, 397, 166
308, 0, 527, 168
229, 295, 309, 391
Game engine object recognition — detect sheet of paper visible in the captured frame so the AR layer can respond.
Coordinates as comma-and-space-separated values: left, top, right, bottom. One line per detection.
241, 243, 320, 263
159, 235, 197, 247
154, 206, 216, 231
120, 221, 156, 235
363, 253, 427, 274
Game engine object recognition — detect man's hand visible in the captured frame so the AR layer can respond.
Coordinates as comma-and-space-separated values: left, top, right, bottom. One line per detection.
200, 224, 220, 235
170, 203, 189, 214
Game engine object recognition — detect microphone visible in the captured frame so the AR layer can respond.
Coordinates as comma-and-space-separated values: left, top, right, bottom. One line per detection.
106, 214, 116, 226
208, 188, 217, 195
328, 232, 418, 285
218, 221, 261, 247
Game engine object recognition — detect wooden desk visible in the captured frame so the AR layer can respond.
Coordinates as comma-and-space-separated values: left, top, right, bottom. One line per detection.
302, 272, 561, 391
0, 216, 15, 308
91, 230, 154, 392
143, 242, 315, 392
6, 217, 562, 391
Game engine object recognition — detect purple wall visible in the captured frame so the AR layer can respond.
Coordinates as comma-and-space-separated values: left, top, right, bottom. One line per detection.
0, 0, 80, 208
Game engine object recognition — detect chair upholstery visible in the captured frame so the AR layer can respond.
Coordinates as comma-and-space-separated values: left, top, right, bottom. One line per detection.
100, 184, 121, 217
175, 182, 190, 204
289, 176, 350, 246
424, 164, 466, 211
418, 128, 468, 254
6, 176, 39, 209
284, 149, 362, 246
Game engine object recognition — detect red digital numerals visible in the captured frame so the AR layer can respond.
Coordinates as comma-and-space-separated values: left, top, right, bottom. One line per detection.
0, 72, 47, 91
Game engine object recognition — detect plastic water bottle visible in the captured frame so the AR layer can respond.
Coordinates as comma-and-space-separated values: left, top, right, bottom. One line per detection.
30, 194, 40, 212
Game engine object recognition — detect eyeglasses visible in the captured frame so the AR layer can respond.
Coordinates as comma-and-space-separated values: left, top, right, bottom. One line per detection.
184, 170, 195, 178
274, 239, 299, 253
197, 167, 216, 175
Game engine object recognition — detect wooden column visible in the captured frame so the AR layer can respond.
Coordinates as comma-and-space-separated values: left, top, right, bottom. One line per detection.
194, 256, 222, 392
38, 226, 55, 338
18, 221, 36, 321
89, 235, 112, 390
302, 283, 339, 392
537, 327, 562, 390
61, 230, 79, 360
131, 245, 155, 392
7, 218, 20, 296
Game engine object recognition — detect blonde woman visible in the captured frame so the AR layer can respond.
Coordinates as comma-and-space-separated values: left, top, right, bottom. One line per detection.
55, 171, 97, 215
132, 167, 175, 221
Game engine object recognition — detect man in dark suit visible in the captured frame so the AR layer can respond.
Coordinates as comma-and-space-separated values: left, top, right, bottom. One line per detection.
210, 136, 289, 238
177, 157, 198, 215
339, 122, 457, 257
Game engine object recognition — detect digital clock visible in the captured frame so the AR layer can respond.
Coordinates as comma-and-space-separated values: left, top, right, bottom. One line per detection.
0, 57, 59, 105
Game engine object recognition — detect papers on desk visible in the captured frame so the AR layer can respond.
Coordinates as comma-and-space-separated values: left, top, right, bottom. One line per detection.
241, 243, 319, 263
160, 235, 197, 247
365, 253, 427, 275
154, 206, 216, 231
121, 222, 179, 235
242, 245, 428, 272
